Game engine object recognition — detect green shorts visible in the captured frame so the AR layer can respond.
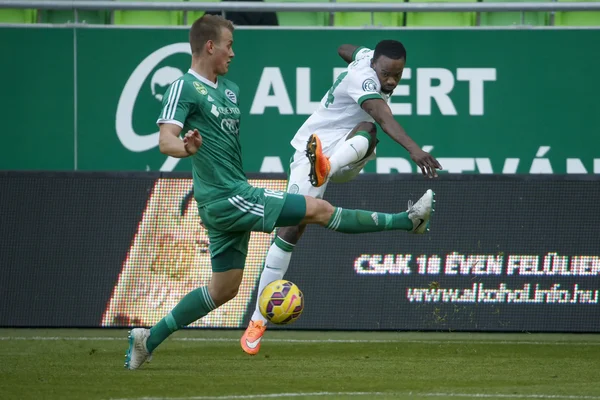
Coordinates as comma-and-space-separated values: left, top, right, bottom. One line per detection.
198, 184, 306, 272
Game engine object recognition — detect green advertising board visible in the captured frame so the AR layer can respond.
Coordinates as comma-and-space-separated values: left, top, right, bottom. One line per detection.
0, 27, 74, 170
1, 26, 598, 174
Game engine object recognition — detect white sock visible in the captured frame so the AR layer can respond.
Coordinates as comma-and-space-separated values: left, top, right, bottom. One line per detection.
251, 241, 294, 323
328, 135, 370, 177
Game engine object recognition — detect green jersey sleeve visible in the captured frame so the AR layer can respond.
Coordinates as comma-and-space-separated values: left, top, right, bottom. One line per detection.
156, 80, 197, 128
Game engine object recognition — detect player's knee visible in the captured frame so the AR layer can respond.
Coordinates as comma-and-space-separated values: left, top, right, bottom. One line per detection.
303, 197, 335, 225
354, 122, 377, 157
210, 284, 239, 306
225, 285, 240, 302
316, 200, 336, 224
356, 121, 377, 136
208, 269, 243, 306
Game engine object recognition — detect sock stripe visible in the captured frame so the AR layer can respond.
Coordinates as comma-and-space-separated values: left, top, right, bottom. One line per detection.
384, 213, 393, 229
274, 236, 295, 252
201, 286, 216, 310
206, 287, 217, 310
327, 207, 343, 230
334, 207, 343, 229
326, 209, 337, 230
200, 287, 209, 308
165, 312, 179, 332
331, 208, 341, 230
277, 236, 295, 247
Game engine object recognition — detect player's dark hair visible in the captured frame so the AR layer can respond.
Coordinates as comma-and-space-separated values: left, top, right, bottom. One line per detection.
373, 40, 407, 61
189, 14, 234, 55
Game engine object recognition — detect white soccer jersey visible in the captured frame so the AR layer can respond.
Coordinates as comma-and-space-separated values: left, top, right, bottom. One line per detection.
290, 47, 391, 152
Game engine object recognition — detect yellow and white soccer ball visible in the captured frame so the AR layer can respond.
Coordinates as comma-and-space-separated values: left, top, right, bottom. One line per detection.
259, 280, 304, 325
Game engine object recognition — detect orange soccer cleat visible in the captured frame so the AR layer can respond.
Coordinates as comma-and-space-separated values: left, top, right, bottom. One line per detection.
240, 320, 267, 355
305, 134, 331, 187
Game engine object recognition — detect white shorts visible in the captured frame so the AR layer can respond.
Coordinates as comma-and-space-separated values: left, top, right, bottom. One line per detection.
286, 131, 376, 199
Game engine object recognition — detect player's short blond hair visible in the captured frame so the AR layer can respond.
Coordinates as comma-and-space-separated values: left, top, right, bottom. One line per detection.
189, 14, 235, 55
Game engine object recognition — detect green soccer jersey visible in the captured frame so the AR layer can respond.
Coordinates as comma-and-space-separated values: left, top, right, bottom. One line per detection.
157, 69, 246, 206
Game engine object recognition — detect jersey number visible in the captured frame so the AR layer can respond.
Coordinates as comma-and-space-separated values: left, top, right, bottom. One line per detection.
325, 72, 348, 108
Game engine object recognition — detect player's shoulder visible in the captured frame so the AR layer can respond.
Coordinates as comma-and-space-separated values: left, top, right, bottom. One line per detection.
220, 77, 240, 94
343, 55, 382, 95
347, 59, 379, 87
353, 47, 374, 62
166, 75, 204, 99
348, 48, 376, 75
184, 74, 211, 94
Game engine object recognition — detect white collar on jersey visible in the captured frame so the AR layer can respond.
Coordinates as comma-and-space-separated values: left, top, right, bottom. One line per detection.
188, 69, 218, 89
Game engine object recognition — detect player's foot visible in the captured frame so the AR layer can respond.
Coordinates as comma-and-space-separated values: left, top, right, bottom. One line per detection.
240, 320, 267, 355
306, 134, 330, 187
407, 189, 435, 234
124, 328, 152, 370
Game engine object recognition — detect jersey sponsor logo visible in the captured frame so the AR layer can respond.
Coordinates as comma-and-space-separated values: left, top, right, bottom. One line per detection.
362, 78, 378, 92
210, 105, 241, 118
116, 43, 190, 172
221, 118, 240, 135
217, 107, 241, 115
225, 89, 237, 104
193, 81, 208, 95
211, 104, 220, 118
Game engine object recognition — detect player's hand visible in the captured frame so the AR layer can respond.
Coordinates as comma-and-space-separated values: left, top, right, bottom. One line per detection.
183, 129, 202, 155
410, 149, 442, 178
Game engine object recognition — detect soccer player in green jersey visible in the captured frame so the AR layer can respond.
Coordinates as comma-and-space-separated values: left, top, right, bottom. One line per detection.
124, 15, 436, 370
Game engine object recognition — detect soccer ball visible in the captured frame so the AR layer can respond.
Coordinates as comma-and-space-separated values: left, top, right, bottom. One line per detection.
259, 280, 304, 325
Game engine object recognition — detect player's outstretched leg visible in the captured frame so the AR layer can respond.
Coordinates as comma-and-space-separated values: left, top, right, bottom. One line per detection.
306, 122, 376, 188
241, 226, 305, 355
305, 189, 435, 234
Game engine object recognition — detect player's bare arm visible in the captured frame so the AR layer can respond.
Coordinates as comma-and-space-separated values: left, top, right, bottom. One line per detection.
158, 124, 202, 158
361, 98, 442, 178
338, 44, 359, 64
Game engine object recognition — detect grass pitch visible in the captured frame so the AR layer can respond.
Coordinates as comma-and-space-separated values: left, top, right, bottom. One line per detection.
1, 329, 599, 400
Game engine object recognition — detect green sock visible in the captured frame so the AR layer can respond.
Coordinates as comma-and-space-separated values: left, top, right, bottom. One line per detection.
326, 207, 413, 233
146, 286, 216, 353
